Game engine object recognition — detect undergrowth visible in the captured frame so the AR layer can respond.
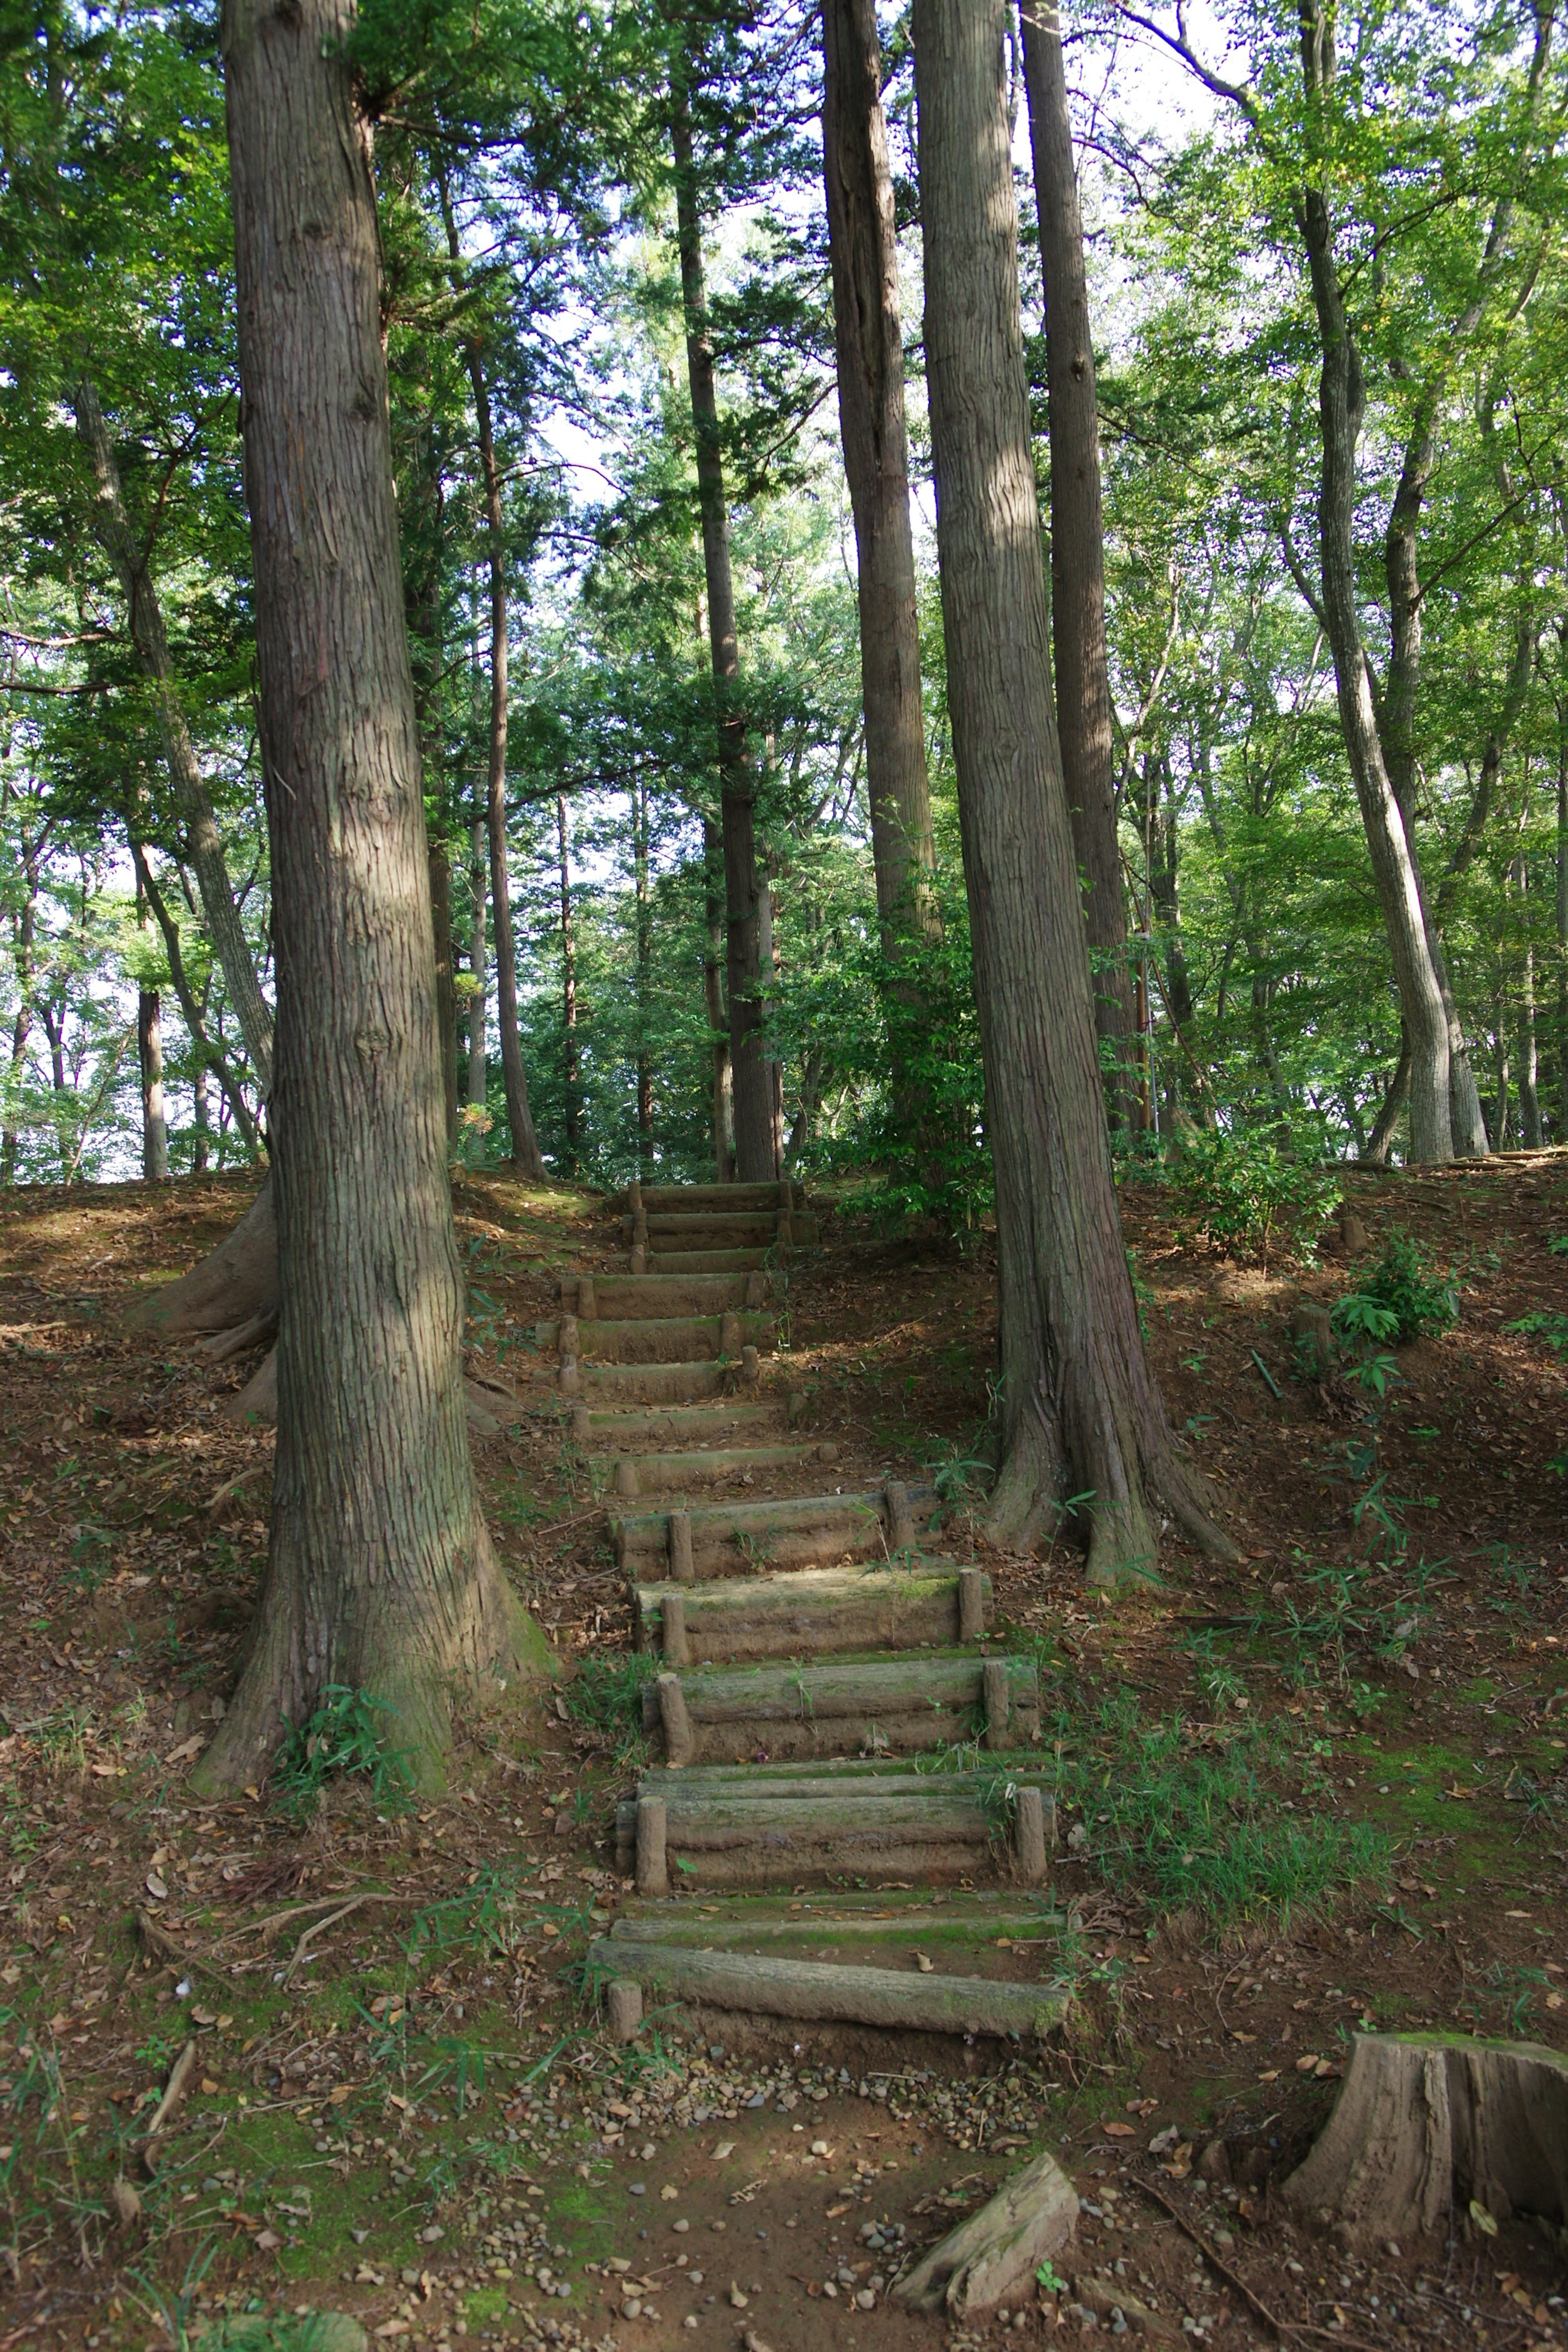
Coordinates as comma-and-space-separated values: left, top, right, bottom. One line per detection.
273, 1686, 413, 1819
1050, 1692, 1390, 1925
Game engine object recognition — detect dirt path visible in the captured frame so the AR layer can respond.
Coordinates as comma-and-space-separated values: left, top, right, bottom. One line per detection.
0, 1162, 1564, 2350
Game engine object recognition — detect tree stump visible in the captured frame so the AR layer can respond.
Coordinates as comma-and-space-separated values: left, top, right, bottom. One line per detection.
1284, 2032, 1568, 2250
1290, 1300, 1336, 1383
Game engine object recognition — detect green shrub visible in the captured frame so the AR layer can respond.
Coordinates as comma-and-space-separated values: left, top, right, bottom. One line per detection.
274, 1685, 413, 1816
1165, 1127, 1340, 1263
1356, 1227, 1459, 1342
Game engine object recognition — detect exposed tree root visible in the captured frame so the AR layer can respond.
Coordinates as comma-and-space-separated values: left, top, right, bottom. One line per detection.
125, 1174, 277, 1345
218, 1344, 524, 1438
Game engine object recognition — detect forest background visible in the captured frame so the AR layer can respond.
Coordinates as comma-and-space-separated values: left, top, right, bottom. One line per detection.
3, 0, 1567, 1215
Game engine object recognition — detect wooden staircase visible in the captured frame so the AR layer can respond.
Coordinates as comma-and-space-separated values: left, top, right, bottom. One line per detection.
548, 1178, 1069, 2053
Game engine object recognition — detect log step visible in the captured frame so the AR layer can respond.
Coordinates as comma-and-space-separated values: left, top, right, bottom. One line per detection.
561, 1272, 773, 1320
615, 1759, 1056, 1889
640, 1649, 1040, 1762
568, 1398, 796, 1448
539, 1311, 774, 1365
588, 1940, 1068, 2044
635, 1563, 991, 1663
620, 1212, 819, 1247
600, 1441, 837, 1499
613, 1482, 936, 1578
644, 1249, 771, 1274
621, 1182, 802, 1214
612, 1886, 1067, 1956
572, 1360, 745, 1405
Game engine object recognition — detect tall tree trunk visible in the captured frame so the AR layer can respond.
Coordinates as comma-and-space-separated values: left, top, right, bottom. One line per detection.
1018, 0, 1136, 1130
702, 814, 734, 1182
820, 0, 937, 944
464, 353, 544, 1178
911, 0, 1230, 1585
137, 984, 169, 1183
197, 0, 540, 1797
1292, 8, 1452, 1162
1511, 851, 1543, 1147
467, 813, 488, 1109
671, 82, 774, 1183
756, 870, 785, 1172
633, 774, 653, 1172
429, 839, 458, 1145
557, 795, 579, 1164
192, 1055, 210, 1174
129, 838, 261, 1156
1558, 728, 1568, 1141
1364, 1025, 1411, 1165
73, 376, 274, 1097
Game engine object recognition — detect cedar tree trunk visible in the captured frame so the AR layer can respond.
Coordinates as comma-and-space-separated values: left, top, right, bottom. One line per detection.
1018, 0, 1136, 1130
703, 814, 735, 1181
911, 0, 1230, 1583
671, 83, 775, 1183
557, 795, 580, 1163
138, 987, 169, 1182
197, 0, 541, 1795
821, 0, 937, 937
430, 838, 459, 1144
468, 813, 489, 1108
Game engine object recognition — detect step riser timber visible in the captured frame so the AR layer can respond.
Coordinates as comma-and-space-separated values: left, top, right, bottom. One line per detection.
621, 1213, 818, 1246
602, 1442, 837, 1498
621, 1182, 802, 1214
641, 1653, 1040, 1761
561, 1273, 771, 1319
569, 1401, 793, 1447
635, 1567, 991, 1662
572, 1361, 750, 1405
614, 1483, 934, 1578
590, 1942, 1067, 2041
616, 1776, 1054, 1889
540, 1312, 773, 1365
612, 1895, 1065, 1952
643, 1249, 770, 1274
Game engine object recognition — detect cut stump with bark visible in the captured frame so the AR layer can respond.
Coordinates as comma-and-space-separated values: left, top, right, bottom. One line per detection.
895, 2143, 1078, 2315
1283, 2031, 1568, 2250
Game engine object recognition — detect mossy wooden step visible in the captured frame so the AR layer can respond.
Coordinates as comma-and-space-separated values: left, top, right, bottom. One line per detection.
613, 1481, 936, 1578
539, 1311, 773, 1365
599, 1441, 837, 1499
639, 1649, 1039, 1763
644, 1248, 771, 1275
621, 1182, 802, 1214
561, 1271, 772, 1320
588, 1940, 1068, 2043
620, 1211, 819, 1247
614, 1758, 1056, 1890
568, 1398, 795, 1448
611, 1886, 1067, 1959
633, 1563, 991, 1663
573, 1359, 739, 1405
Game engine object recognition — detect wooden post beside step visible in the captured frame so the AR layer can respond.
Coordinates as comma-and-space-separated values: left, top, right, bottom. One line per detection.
577, 1275, 596, 1321
559, 1313, 580, 1394
606, 1980, 643, 2044
570, 1405, 590, 1448
1013, 1786, 1049, 1883
656, 1673, 695, 1766
614, 1459, 639, 1498
559, 1354, 580, 1396
660, 1591, 689, 1665
958, 1567, 986, 1642
744, 1270, 766, 1309
636, 1795, 668, 1896
630, 1242, 647, 1274
885, 1481, 916, 1556
720, 1309, 742, 1357
740, 1344, 759, 1384
668, 1510, 694, 1583
982, 1658, 1011, 1749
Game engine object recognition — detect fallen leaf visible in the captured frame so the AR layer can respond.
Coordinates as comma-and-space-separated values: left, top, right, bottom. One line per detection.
199, 2078, 221, 2096
1100, 2122, 1136, 2138
144, 1873, 167, 1902
713, 2140, 735, 2159
825, 2203, 850, 2219
913, 1951, 933, 1973
659, 2185, 678, 2201
254, 2229, 282, 2252
1294, 2053, 1323, 2074
165, 1735, 207, 1764
1126, 2099, 1158, 2116
1469, 2200, 1497, 2237
729, 2283, 749, 2309
374, 2325, 410, 2341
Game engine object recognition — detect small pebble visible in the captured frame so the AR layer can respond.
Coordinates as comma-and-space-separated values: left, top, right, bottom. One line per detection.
673, 2218, 690, 2234
628, 2183, 646, 2197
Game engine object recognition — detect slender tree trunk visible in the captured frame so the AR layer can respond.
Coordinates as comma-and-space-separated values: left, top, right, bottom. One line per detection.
2, 866, 38, 1186
911, 0, 1230, 1584
192, 1053, 210, 1174
468, 813, 488, 1108
820, 0, 937, 943
129, 839, 261, 1155
197, 0, 540, 1797
468, 393, 544, 1178
1018, 0, 1136, 1130
1292, 10, 1452, 1162
138, 984, 169, 1183
671, 82, 774, 1183
756, 870, 785, 1172
1364, 1025, 1411, 1165
557, 795, 579, 1163
73, 376, 274, 1096
634, 774, 653, 1172
703, 814, 735, 1182
429, 840, 458, 1145
1558, 733, 1568, 1140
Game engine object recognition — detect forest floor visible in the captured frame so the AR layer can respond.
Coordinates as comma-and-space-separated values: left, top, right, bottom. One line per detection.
0, 1156, 1566, 2352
